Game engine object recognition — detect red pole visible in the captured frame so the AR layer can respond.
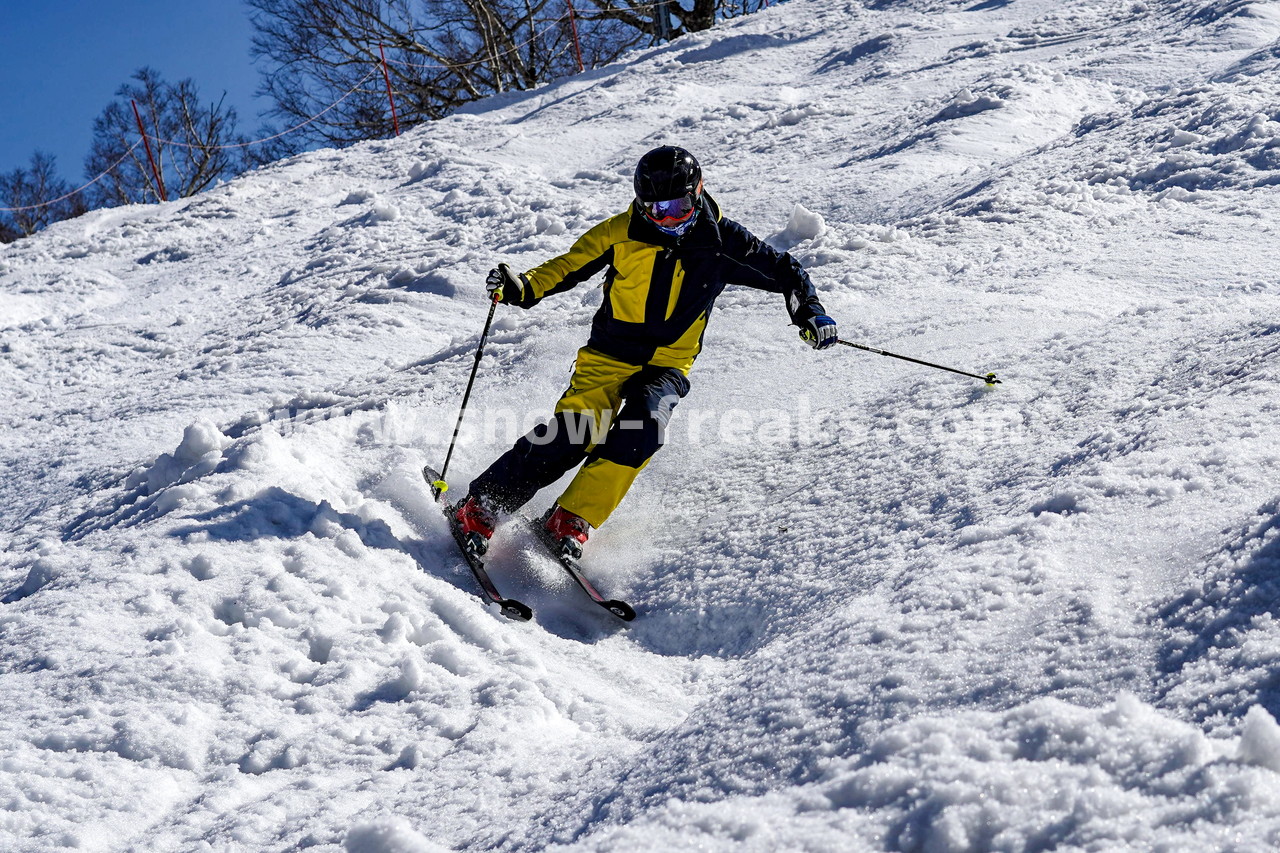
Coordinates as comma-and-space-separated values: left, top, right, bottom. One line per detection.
567, 1, 585, 73
379, 44, 401, 136
131, 99, 167, 202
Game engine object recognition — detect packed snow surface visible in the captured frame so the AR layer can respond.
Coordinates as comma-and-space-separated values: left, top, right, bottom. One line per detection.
4, 0, 1280, 850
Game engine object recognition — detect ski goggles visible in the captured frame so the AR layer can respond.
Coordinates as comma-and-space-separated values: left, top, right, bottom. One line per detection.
640, 192, 697, 227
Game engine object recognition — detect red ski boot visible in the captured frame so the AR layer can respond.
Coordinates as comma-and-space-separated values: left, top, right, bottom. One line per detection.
454, 495, 497, 555
543, 505, 590, 558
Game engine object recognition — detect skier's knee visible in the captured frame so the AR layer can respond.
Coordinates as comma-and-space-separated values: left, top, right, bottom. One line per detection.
598, 415, 664, 468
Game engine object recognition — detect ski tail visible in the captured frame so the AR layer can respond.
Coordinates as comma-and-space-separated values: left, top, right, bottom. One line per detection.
424, 465, 450, 501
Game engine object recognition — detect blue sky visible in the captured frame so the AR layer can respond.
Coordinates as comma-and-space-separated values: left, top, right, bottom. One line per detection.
0, 1, 265, 181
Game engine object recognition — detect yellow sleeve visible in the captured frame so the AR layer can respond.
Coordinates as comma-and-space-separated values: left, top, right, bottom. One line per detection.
518, 213, 628, 305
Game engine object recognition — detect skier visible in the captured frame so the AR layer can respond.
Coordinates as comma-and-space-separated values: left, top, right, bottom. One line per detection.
453, 146, 838, 557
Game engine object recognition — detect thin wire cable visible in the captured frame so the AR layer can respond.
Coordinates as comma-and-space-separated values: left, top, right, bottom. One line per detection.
2, 68, 381, 212
4, 0, 714, 214
0, 139, 143, 213
153, 9, 583, 153
145, 68, 381, 151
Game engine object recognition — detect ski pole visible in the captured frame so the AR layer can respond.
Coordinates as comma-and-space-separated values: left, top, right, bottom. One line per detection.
836, 339, 1001, 385
430, 290, 501, 499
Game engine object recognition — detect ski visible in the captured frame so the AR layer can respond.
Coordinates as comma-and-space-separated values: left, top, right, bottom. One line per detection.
420, 465, 633, 622
422, 466, 532, 622
525, 514, 636, 622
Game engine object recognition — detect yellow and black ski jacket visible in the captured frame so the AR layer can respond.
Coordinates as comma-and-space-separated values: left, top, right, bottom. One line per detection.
505, 194, 826, 372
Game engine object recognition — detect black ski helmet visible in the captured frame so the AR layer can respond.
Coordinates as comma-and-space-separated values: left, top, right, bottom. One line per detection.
634, 146, 703, 202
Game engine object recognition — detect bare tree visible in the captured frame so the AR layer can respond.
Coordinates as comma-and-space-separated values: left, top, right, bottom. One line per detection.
85, 68, 243, 207
715, 0, 772, 18
576, 0, 764, 41
247, 0, 776, 150
0, 152, 88, 241
248, 0, 642, 147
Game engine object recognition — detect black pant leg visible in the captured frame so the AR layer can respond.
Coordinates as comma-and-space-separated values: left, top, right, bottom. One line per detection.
468, 411, 594, 513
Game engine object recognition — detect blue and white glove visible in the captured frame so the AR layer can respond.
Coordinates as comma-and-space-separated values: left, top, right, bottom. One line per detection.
800, 314, 839, 350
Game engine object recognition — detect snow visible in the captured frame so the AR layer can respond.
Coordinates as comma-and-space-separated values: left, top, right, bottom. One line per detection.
4, 0, 1280, 849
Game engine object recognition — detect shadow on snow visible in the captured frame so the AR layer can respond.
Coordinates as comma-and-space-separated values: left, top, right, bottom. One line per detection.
1154, 501, 1280, 729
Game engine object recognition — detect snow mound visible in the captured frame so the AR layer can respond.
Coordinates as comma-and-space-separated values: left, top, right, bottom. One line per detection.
345, 817, 447, 853
766, 203, 826, 250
